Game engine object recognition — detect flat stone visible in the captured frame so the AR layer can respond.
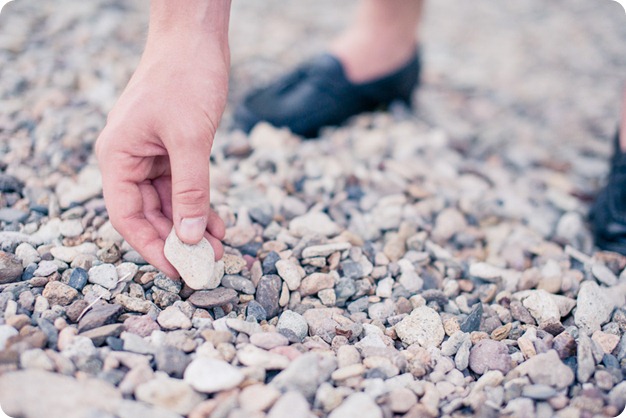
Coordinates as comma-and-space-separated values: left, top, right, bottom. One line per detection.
80, 323, 124, 346
184, 357, 244, 393
188, 288, 238, 308
395, 306, 445, 348
301, 242, 351, 259
78, 303, 123, 332
33, 260, 58, 277
164, 227, 217, 290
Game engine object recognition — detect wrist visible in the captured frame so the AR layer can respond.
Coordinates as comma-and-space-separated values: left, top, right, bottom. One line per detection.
148, 0, 231, 51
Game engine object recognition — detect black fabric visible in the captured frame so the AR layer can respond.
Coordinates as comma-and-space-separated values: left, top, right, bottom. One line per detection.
234, 51, 421, 138
589, 130, 626, 254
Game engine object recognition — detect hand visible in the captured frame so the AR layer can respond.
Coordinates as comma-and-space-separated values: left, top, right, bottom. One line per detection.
95, 7, 230, 278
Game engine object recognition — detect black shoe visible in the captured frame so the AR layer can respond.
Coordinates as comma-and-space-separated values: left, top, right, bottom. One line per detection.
234, 51, 421, 138
589, 130, 626, 254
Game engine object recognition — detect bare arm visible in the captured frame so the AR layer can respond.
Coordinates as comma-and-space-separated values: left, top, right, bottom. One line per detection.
96, 0, 231, 277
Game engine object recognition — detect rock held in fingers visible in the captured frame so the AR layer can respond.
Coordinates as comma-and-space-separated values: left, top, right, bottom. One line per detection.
164, 227, 217, 290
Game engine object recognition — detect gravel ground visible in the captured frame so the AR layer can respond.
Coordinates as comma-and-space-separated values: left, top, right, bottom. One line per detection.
1, 1, 626, 417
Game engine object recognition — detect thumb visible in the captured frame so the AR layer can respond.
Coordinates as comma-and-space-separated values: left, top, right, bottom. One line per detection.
169, 138, 211, 244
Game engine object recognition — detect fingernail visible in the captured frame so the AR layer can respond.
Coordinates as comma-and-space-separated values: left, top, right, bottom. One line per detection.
179, 217, 206, 243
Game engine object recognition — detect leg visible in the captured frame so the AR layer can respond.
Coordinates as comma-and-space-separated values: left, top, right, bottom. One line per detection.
235, 0, 425, 137
330, 0, 424, 83
590, 87, 626, 254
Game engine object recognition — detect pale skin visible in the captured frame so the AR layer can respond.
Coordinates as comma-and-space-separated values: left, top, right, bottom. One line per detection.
96, 0, 626, 278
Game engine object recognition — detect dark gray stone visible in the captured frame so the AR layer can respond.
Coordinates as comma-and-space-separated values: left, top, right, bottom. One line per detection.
246, 300, 267, 322
460, 303, 483, 333
69, 268, 89, 291
262, 251, 281, 275
256, 274, 282, 319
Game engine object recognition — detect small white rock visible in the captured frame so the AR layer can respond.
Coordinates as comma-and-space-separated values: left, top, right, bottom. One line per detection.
163, 227, 216, 290
184, 357, 244, 393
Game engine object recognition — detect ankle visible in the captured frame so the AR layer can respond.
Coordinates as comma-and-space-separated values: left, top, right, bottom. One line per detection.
329, 28, 417, 83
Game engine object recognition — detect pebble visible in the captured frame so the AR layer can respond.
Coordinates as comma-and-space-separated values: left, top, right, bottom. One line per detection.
157, 306, 192, 330
42, 281, 78, 306
574, 281, 616, 334
68, 267, 89, 290
0, 251, 24, 283
395, 306, 445, 347
267, 390, 311, 418
277, 310, 309, 341
88, 263, 119, 289
187, 288, 238, 308
0, 369, 121, 418
135, 375, 204, 415
184, 357, 244, 393
221, 274, 256, 294
237, 344, 290, 369
0, 325, 19, 350
460, 303, 483, 333
276, 259, 302, 290
255, 274, 282, 318
469, 339, 512, 375
250, 332, 289, 350
301, 242, 351, 259
154, 346, 191, 378
78, 303, 123, 332
239, 384, 281, 412
300, 272, 335, 296
289, 212, 340, 237
328, 392, 382, 418
164, 228, 217, 290
515, 350, 574, 389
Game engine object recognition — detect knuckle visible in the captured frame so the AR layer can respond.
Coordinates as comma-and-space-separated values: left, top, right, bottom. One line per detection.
173, 186, 209, 207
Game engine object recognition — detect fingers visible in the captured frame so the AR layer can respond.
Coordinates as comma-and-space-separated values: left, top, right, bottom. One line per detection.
208, 209, 226, 240
153, 175, 224, 240
101, 169, 179, 278
167, 137, 212, 245
205, 233, 224, 260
